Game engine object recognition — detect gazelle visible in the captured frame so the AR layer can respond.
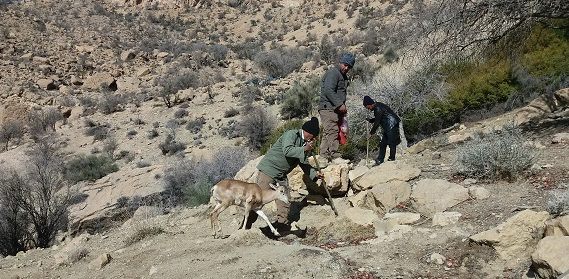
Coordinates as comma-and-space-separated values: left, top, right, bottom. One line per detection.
209, 179, 288, 238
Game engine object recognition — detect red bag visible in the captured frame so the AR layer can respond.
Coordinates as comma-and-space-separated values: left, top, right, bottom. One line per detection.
338, 114, 348, 145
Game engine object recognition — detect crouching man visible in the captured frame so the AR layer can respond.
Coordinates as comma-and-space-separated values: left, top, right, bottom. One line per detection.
245, 117, 323, 234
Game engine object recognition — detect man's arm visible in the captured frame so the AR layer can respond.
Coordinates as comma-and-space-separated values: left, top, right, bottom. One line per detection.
369, 106, 384, 134
281, 131, 305, 159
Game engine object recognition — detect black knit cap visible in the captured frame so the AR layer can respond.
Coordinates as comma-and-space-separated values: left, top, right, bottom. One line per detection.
363, 95, 374, 106
302, 117, 320, 137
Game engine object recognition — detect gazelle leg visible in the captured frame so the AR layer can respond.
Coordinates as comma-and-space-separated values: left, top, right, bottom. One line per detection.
255, 209, 280, 237
212, 202, 229, 238
241, 204, 251, 230
209, 203, 222, 237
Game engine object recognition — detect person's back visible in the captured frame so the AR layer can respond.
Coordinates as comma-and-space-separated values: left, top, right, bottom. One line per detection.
257, 129, 305, 180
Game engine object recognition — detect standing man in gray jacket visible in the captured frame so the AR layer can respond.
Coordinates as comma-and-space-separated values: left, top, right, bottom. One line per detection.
319, 53, 355, 160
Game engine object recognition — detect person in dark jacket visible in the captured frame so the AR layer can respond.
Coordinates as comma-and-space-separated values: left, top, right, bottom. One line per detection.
246, 117, 323, 234
319, 53, 356, 160
363, 95, 401, 166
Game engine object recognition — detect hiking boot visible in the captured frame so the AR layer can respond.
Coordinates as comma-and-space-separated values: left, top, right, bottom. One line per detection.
271, 222, 291, 233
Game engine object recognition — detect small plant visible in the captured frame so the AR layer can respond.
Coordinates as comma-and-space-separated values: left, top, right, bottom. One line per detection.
84, 120, 110, 141
126, 130, 138, 138
456, 125, 536, 180
224, 107, 239, 118
253, 47, 309, 78
0, 119, 25, 150
65, 154, 119, 183
239, 107, 275, 150
98, 93, 126, 115
174, 108, 188, 119
102, 137, 118, 157
546, 188, 569, 217
124, 226, 164, 246
158, 134, 186, 155
136, 160, 151, 168
147, 129, 159, 139
280, 76, 320, 119
163, 147, 250, 206
185, 117, 206, 133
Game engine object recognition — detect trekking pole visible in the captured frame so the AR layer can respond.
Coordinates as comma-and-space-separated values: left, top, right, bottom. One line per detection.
312, 153, 339, 217
366, 119, 370, 167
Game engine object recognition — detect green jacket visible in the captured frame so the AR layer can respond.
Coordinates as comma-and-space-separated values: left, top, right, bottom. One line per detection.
257, 129, 317, 181
319, 65, 348, 111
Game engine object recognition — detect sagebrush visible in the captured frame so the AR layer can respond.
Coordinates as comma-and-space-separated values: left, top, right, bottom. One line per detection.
456, 125, 536, 180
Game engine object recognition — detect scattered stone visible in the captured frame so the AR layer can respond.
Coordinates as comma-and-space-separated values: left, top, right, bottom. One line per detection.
70, 75, 83, 85
20, 53, 33, 61
344, 207, 378, 226
462, 178, 477, 185
383, 212, 421, 225
448, 133, 473, 144
120, 50, 136, 61
349, 181, 411, 215
83, 72, 115, 91
36, 78, 56, 90
348, 165, 369, 183
429, 253, 446, 265
354, 161, 420, 191
431, 152, 441, 160
89, 253, 112, 269
156, 52, 169, 59
411, 179, 469, 217
468, 186, 490, 200
544, 215, 569, 237
552, 132, 569, 144
470, 210, 550, 263
531, 236, 569, 278
136, 67, 151, 77
149, 266, 158, 276
32, 56, 49, 64
432, 212, 462, 226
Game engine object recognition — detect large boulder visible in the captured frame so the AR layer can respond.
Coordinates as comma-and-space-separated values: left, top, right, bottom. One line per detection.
288, 163, 349, 196
531, 236, 569, 278
69, 166, 165, 232
234, 156, 263, 183
383, 212, 421, 225
348, 181, 411, 215
83, 72, 116, 91
470, 210, 550, 263
354, 161, 421, 191
343, 207, 379, 226
411, 179, 469, 217
514, 88, 569, 124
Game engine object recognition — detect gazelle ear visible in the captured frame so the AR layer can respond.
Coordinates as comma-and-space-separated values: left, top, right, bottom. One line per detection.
269, 183, 278, 190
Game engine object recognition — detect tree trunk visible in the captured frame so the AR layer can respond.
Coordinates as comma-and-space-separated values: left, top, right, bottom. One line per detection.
399, 121, 408, 154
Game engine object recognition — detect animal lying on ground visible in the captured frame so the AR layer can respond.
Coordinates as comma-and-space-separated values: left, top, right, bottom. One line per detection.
209, 179, 288, 238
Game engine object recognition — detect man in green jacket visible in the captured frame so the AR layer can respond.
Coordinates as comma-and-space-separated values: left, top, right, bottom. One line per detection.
246, 117, 323, 233
319, 53, 355, 160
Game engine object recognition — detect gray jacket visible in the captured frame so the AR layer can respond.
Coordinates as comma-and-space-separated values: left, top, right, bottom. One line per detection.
319, 65, 348, 111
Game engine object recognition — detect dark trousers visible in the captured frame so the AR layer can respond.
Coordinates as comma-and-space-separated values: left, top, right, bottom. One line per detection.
377, 139, 397, 163
377, 124, 400, 163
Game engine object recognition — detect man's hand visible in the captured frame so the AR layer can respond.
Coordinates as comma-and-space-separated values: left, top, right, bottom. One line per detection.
337, 104, 347, 113
304, 140, 314, 152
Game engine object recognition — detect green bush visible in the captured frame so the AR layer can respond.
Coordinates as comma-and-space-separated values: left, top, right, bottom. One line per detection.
158, 134, 186, 155
239, 107, 275, 150
456, 125, 536, 180
163, 147, 249, 206
403, 22, 568, 142
253, 47, 309, 78
65, 154, 119, 183
280, 76, 320, 119
260, 119, 304, 154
